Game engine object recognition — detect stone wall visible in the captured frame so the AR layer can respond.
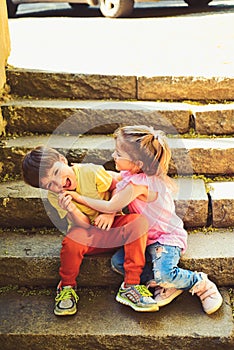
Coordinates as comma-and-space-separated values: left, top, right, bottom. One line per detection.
0, 0, 10, 94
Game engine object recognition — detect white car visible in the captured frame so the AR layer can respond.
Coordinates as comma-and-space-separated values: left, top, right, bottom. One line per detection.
6, 0, 214, 19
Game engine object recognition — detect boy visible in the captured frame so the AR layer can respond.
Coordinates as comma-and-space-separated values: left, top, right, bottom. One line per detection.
22, 146, 158, 315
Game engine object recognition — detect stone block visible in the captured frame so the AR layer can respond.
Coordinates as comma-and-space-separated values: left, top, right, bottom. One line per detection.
169, 138, 234, 175
209, 182, 234, 227
138, 76, 234, 101
173, 178, 208, 228
6, 68, 137, 100
194, 104, 234, 135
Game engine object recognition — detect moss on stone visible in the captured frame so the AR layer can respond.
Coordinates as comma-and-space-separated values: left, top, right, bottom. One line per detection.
229, 288, 234, 319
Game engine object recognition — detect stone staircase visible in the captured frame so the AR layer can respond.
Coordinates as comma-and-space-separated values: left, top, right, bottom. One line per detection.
0, 66, 234, 349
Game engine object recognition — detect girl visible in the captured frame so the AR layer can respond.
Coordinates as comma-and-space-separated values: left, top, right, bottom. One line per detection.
61, 125, 223, 315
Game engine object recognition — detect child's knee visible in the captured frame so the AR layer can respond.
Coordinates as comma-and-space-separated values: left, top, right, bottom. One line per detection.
132, 214, 148, 232
61, 236, 76, 253
61, 235, 86, 255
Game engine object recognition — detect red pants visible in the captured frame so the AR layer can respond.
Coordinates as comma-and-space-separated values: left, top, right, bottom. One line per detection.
59, 213, 148, 287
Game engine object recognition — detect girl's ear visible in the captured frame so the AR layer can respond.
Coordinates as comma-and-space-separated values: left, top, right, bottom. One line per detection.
135, 160, 143, 169
59, 154, 68, 164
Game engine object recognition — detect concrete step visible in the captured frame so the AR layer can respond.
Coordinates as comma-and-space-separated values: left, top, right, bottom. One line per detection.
2, 98, 234, 136
6, 67, 234, 101
0, 286, 233, 350
1, 179, 233, 229
1, 99, 192, 135
1, 135, 234, 181
209, 182, 234, 228
0, 178, 209, 229
1, 180, 234, 230
0, 228, 233, 288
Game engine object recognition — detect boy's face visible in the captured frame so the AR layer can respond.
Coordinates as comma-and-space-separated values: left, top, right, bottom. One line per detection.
40, 159, 77, 193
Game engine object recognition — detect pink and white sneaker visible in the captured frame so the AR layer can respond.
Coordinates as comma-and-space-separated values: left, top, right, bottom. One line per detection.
189, 272, 223, 314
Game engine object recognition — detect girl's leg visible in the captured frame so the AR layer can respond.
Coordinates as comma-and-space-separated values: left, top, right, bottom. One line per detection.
148, 242, 199, 290
148, 242, 223, 314
111, 247, 125, 275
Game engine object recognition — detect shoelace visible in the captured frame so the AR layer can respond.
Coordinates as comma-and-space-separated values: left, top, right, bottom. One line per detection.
55, 287, 79, 303
154, 286, 165, 297
135, 285, 153, 297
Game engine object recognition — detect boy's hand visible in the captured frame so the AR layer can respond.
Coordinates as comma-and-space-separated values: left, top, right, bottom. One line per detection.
94, 213, 115, 231
58, 192, 76, 213
58, 192, 90, 228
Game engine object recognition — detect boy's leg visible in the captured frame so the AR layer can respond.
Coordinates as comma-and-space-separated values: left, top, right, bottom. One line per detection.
55, 228, 91, 316
111, 214, 148, 285
58, 216, 157, 313
55, 227, 114, 316
111, 247, 154, 283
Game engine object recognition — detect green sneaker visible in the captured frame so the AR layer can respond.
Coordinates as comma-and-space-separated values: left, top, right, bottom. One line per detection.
116, 282, 159, 312
54, 283, 79, 316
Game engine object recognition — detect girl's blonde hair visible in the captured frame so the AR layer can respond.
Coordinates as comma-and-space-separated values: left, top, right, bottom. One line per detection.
114, 125, 171, 177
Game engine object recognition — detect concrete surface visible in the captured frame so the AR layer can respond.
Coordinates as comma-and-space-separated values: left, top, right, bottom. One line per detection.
0, 287, 233, 350
0, 227, 234, 286
7, 11, 234, 77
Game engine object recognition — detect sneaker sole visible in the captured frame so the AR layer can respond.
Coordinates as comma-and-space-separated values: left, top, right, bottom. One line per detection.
54, 308, 77, 316
156, 289, 184, 307
204, 296, 223, 315
111, 263, 124, 276
116, 294, 159, 312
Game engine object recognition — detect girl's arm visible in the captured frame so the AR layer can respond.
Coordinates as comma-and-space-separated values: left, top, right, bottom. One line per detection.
64, 183, 147, 213
107, 171, 121, 191
58, 193, 90, 228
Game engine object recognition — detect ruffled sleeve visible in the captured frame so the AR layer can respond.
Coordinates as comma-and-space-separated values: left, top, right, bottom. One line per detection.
116, 171, 148, 192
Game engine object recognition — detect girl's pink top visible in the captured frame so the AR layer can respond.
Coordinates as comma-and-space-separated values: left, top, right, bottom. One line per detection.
116, 171, 187, 253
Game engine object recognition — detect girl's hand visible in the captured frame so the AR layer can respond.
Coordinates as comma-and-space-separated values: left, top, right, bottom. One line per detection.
94, 213, 115, 231
62, 191, 82, 204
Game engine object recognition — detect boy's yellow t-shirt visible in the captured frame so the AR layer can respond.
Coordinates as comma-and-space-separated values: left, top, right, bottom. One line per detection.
47, 163, 113, 226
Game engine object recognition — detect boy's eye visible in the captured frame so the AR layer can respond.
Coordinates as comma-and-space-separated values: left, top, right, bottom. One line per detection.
54, 169, 58, 175
47, 182, 52, 189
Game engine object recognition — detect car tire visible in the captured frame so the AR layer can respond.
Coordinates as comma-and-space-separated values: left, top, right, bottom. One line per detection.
69, 3, 89, 10
99, 0, 134, 18
6, 0, 18, 18
184, 0, 212, 6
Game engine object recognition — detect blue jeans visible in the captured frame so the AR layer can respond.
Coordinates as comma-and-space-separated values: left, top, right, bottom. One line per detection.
112, 242, 201, 289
